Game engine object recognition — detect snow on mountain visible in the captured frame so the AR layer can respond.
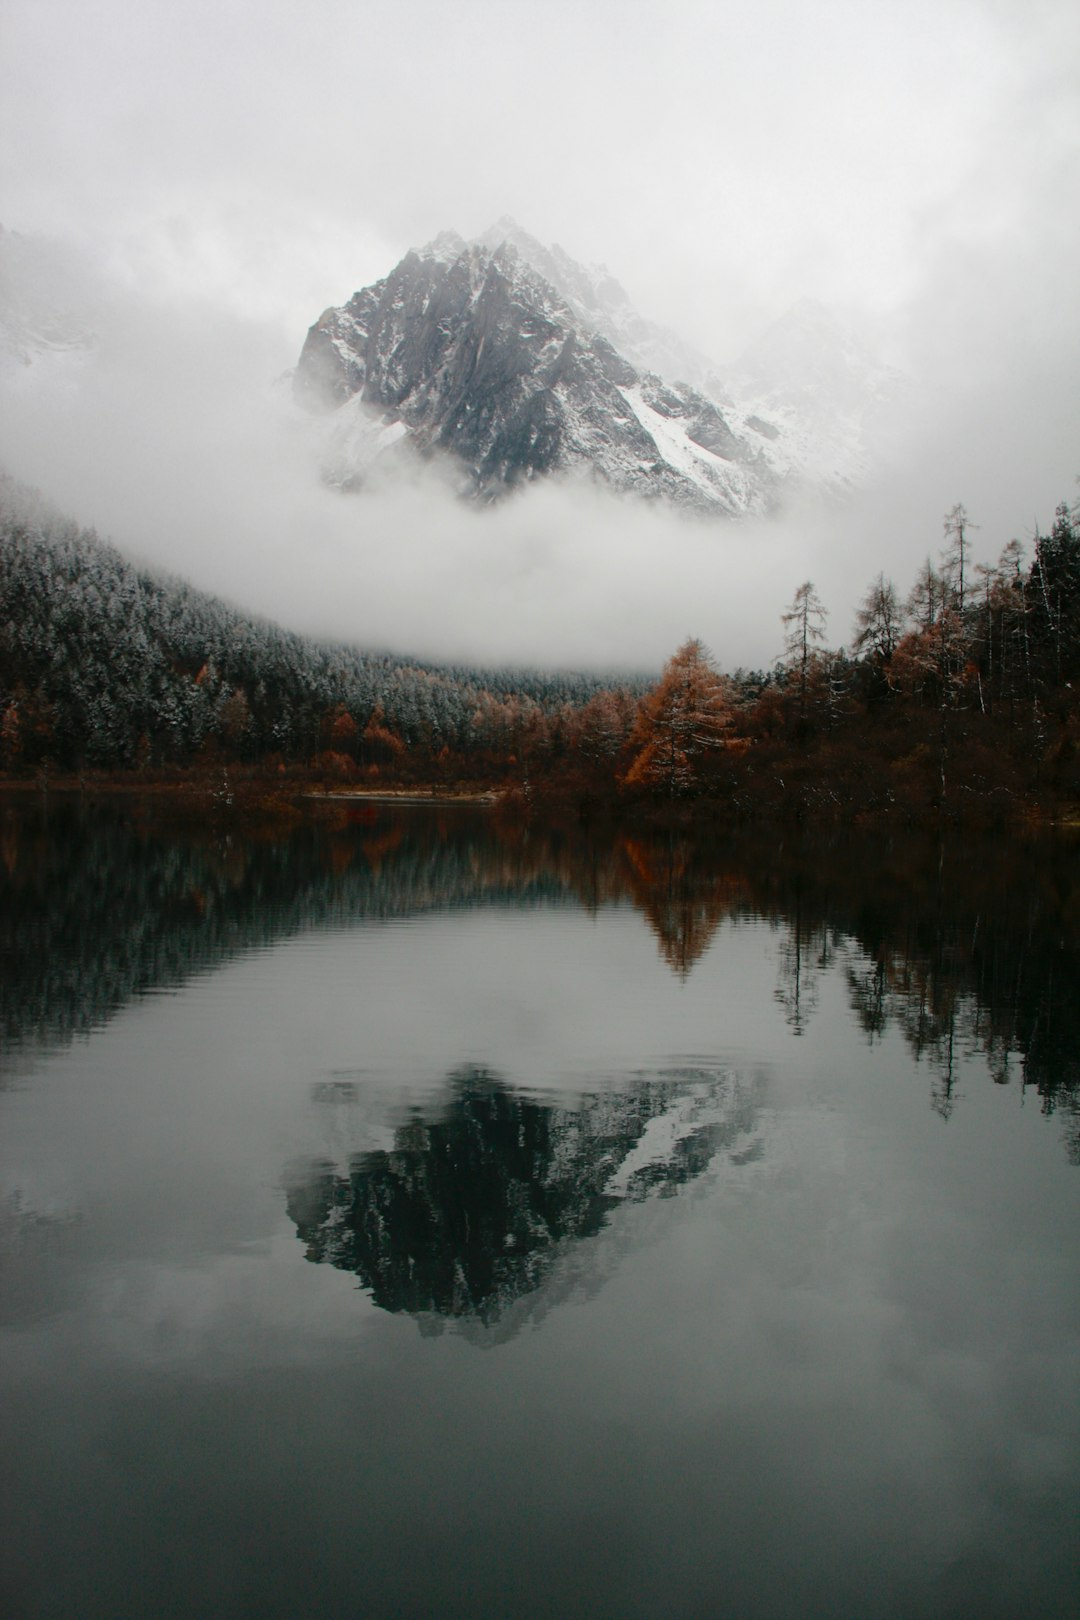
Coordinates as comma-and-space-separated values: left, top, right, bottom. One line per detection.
0, 217, 907, 521
467, 221, 908, 493
472, 216, 720, 393
294, 233, 785, 515
295, 221, 906, 515
285, 1064, 763, 1342
717, 297, 910, 491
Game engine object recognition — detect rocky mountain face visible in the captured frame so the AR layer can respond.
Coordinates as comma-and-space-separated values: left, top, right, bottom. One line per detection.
472, 216, 720, 392
0, 219, 905, 517
295, 230, 781, 514
294, 220, 906, 515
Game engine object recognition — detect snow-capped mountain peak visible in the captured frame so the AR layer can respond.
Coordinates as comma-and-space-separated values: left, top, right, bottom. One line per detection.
294, 229, 782, 515
293, 222, 907, 514
471, 218, 716, 393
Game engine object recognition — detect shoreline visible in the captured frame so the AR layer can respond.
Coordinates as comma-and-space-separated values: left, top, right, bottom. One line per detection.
304, 788, 499, 806
0, 773, 1075, 834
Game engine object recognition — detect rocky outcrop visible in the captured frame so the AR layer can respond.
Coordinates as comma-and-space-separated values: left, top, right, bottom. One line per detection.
294, 234, 783, 514
294, 222, 910, 513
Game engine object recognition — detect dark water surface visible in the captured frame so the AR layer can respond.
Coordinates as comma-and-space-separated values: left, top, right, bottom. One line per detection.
2, 798, 1078, 1618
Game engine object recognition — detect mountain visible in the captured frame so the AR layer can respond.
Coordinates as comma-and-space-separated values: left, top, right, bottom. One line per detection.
293, 220, 906, 514
471, 216, 720, 392
716, 297, 909, 492
469, 226, 909, 492
293, 230, 786, 515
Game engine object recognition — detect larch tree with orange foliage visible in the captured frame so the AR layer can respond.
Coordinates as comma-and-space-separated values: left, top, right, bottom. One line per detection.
623, 639, 733, 796
360, 703, 405, 767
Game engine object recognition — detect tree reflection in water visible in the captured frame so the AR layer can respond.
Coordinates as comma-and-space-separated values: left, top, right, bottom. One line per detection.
2, 797, 1077, 1153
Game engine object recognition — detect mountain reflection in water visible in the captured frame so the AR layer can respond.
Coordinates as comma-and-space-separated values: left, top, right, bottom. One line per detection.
285, 1065, 761, 1339
1, 796, 1077, 1155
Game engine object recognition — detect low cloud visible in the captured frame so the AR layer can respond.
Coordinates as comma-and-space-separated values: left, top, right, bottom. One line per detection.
0, 250, 1075, 678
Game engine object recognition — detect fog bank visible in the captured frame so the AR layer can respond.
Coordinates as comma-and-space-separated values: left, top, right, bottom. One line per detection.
0, 261, 1075, 676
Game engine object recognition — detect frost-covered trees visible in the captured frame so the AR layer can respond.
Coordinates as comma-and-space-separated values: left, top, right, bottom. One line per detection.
4, 470, 1079, 815
0, 477, 639, 774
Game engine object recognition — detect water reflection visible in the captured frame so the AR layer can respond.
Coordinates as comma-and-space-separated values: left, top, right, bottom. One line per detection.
1, 796, 1077, 1154
285, 1064, 760, 1339
616, 835, 749, 975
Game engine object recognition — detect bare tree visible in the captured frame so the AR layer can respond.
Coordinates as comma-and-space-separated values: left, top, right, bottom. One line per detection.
782, 581, 828, 718
907, 557, 944, 633
852, 573, 904, 664
942, 503, 977, 615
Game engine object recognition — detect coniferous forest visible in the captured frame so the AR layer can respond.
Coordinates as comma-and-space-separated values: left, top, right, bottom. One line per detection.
2, 474, 1078, 824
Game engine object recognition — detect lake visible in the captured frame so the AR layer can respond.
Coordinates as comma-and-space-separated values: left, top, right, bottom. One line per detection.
2, 797, 1078, 1618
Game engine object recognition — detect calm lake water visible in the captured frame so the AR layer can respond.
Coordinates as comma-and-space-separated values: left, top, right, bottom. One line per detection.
2, 798, 1078, 1619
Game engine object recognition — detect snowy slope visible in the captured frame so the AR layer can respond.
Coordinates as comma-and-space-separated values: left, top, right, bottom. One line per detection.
472, 216, 720, 392
473, 222, 909, 495
717, 297, 909, 490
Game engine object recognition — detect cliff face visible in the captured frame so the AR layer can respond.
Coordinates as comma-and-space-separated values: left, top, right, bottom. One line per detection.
294, 234, 782, 514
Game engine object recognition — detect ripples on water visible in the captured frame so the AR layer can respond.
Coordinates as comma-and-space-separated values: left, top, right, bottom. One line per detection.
1, 798, 1078, 1617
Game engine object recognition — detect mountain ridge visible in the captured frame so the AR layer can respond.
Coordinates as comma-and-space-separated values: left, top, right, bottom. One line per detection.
294, 220, 905, 514
294, 230, 783, 514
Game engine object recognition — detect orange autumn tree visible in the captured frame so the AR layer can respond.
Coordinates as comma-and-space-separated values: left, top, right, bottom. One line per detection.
623, 639, 733, 796
360, 703, 405, 767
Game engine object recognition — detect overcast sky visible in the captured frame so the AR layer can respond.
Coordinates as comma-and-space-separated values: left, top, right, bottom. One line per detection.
1, 0, 1078, 670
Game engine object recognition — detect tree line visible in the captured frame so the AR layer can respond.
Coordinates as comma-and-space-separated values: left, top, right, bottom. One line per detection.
2, 473, 1077, 820
542, 494, 1080, 821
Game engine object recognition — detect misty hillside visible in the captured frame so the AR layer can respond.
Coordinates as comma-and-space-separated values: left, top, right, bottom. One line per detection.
0, 223, 99, 369
294, 222, 902, 512
0, 478, 643, 772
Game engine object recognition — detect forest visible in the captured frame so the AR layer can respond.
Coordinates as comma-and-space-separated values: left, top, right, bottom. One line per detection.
0, 476, 637, 779
1, 474, 1078, 824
